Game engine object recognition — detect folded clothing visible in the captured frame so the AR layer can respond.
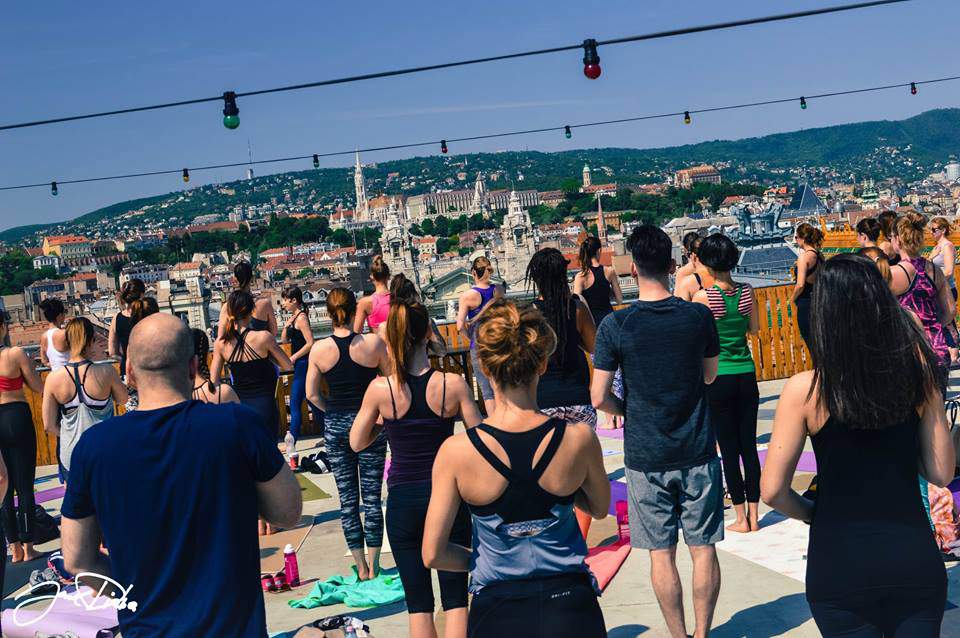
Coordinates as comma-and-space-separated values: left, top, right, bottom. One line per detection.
288, 567, 404, 609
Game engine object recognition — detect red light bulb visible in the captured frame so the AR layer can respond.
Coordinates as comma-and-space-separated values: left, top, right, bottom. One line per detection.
582, 39, 601, 80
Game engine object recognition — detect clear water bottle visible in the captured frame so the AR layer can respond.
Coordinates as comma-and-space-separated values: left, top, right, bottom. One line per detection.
343, 623, 358, 638
284, 432, 298, 469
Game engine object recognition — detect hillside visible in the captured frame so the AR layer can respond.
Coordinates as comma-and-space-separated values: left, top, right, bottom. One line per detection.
3, 108, 958, 243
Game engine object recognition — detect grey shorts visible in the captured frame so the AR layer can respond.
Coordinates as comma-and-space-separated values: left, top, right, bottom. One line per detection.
470, 348, 494, 401
626, 458, 724, 550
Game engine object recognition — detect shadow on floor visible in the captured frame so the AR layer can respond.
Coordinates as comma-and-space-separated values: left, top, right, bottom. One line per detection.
351, 600, 408, 622
607, 624, 649, 637
758, 510, 788, 529
607, 468, 626, 481
711, 593, 811, 637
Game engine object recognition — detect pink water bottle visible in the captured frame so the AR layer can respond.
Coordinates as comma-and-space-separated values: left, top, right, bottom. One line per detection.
283, 543, 300, 587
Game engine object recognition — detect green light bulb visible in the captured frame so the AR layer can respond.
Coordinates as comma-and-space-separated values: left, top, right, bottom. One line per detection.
223, 114, 240, 130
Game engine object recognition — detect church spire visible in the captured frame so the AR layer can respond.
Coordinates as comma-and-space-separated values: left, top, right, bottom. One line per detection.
596, 193, 607, 245
354, 151, 369, 221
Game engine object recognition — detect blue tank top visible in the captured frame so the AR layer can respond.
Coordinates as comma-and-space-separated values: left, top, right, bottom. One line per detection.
464, 419, 594, 593
382, 370, 455, 488
466, 285, 496, 347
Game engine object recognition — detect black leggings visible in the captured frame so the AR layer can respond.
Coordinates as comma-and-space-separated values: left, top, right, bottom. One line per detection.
0, 403, 37, 543
386, 482, 470, 614
809, 587, 945, 637
708, 372, 761, 505
468, 573, 606, 637
795, 294, 813, 351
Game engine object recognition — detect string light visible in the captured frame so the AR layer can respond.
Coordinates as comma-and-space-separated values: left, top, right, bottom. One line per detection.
222, 92, 240, 130
800, 96, 807, 109
313, 154, 320, 168
564, 125, 572, 139
9, 72, 959, 194
441, 139, 448, 154
582, 39, 601, 79
182, 168, 190, 183
50, 181, 58, 196
684, 111, 692, 125
0, 1, 908, 134
911, 82, 918, 95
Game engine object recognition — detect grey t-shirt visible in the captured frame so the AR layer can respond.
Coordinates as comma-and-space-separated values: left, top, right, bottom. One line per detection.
594, 297, 720, 473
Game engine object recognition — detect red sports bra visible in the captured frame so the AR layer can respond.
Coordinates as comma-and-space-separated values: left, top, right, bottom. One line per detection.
0, 376, 24, 392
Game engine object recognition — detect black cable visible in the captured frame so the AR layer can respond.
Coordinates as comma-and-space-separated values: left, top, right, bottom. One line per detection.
1, 73, 953, 193
0, 0, 909, 133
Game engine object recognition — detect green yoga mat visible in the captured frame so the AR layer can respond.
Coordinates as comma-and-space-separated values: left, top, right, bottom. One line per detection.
296, 474, 331, 501
288, 566, 405, 608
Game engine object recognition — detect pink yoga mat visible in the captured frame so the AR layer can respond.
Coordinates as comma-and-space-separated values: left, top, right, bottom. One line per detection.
596, 428, 624, 440
586, 540, 631, 592
1, 586, 118, 638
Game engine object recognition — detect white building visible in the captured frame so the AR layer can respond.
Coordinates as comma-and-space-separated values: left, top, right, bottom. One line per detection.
120, 262, 169, 285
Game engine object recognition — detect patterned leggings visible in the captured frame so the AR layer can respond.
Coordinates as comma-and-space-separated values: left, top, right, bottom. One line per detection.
324, 410, 387, 550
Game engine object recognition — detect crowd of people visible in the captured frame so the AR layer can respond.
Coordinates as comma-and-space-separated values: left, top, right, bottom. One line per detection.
0, 208, 953, 636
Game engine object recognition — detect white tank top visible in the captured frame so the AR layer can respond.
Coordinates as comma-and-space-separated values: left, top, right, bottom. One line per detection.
45, 328, 70, 371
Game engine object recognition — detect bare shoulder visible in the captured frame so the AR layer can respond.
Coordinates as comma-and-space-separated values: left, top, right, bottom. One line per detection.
362, 333, 385, 351
781, 370, 816, 407
255, 296, 274, 310
564, 421, 599, 447
459, 288, 480, 304
357, 295, 372, 308
691, 288, 710, 305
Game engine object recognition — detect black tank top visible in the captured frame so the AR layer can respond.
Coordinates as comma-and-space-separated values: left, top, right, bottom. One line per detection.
382, 370, 455, 487
580, 265, 614, 325
806, 414, 945, 601
288, 312, 308, 355
466, 419, 574, 523
324, 334, 378, 412
797, 250, 824, 298
227, 329, 277, 398
532, 299, 590, 409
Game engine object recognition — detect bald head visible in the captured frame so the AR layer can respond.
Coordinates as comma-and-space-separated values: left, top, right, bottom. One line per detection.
128, 313, 194, 395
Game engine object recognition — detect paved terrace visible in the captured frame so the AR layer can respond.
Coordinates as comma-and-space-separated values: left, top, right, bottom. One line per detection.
5, 374, 960, 637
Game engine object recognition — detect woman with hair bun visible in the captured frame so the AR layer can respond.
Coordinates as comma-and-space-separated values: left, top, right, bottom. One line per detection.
456, 256, 501, 415
855, 217, 882, 249
573, 235, 622, 325
354, 255, 392, 334
350, 292, 481, 638
109, 278, 145, 376
38, 298, 69, 371
423, 299, 610, 638
791, 222, 825, 350
693, 234, 761, 533
216, 261, 277, 339
890, 212, 956, 395
306, 287, 390, 578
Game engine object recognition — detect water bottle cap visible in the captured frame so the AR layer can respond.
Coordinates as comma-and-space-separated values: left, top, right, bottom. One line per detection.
284, 543, 295, 554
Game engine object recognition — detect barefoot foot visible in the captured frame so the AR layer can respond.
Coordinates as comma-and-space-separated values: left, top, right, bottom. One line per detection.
726, 519, 751, 533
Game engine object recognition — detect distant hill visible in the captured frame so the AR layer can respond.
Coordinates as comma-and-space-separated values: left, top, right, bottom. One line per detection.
3, 108, 958, 243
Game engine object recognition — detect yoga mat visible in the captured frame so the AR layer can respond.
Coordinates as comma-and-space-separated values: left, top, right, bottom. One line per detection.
2, 585, 118, 638
15, 484, 66, 507
296, 474, 331, 502
757, 449, 817, 473
585, 540, 632, 592
261, 515, 315, 573
949, 477, 960, 512
596, 427, 624, 440
609, 480, 628, 516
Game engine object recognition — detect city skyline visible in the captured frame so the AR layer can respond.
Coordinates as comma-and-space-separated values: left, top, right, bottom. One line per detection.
2, 0, 958, 231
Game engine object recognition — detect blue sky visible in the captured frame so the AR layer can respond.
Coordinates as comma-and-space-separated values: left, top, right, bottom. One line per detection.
1, 0, 957, 231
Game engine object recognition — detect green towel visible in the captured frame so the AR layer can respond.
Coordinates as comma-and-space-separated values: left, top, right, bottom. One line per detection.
288, 566, 405, 609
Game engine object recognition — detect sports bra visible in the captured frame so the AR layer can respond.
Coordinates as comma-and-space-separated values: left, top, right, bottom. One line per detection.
466, 286, 497, 347
287, 311, 308, 355
61, 361, 112, 411
0, 347, 24, 392
580, 265, 614, 325
323, 334, 379, 412
227, 329, 278, 397
367, 292, 391, 331
192, 381, 224, 404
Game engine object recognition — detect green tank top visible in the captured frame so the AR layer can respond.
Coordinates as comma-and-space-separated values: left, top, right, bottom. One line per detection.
705, 284, 755, 376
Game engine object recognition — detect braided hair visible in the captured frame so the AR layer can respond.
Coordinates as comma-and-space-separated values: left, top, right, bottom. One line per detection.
525, 247, 571, 367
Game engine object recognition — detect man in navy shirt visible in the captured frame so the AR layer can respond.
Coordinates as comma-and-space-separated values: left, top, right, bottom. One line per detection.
591, 225, 721, 638
61, 313, 302, 637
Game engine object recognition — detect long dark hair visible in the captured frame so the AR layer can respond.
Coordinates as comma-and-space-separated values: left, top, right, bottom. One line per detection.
234, 261, 254, 290
119, 278, 145, 307
810, 254, 939, 428
129, 297, 159, 327
223, 290, 255, 341
386, 294, 430, 384
578, 236, 602, 274
192, 328, 214, 392
525, 247, 571, 367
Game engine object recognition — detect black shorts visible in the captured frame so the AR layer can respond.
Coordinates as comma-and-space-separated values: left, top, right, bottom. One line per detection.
386, 481, 471, 614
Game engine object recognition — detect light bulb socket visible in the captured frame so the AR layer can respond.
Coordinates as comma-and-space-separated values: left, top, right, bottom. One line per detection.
51, 181, 58, 196
313, 154, 320, 168
222, 91, 240, 129
582, 39, 601, 79
911, 82, 918, 95
684, 111, 692, 125
800, 97, 807, 109
564, 125, 572, 139
182, 168, 190, 183
441, 140, 448, 154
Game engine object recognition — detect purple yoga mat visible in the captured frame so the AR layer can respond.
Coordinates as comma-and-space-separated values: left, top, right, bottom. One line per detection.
1, 586, 118, 638
757, 449, 817, 473
597, 428, 624, 440
609, 480, 628, 516
949, 477, 960, 512
14, 484, 65, 507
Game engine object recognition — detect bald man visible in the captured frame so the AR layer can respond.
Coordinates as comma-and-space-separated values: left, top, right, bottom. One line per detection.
61, 314, 302, 638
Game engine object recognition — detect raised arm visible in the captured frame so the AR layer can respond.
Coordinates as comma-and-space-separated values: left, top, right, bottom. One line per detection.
760, 373, 815, 522
423, 440, 472, 572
